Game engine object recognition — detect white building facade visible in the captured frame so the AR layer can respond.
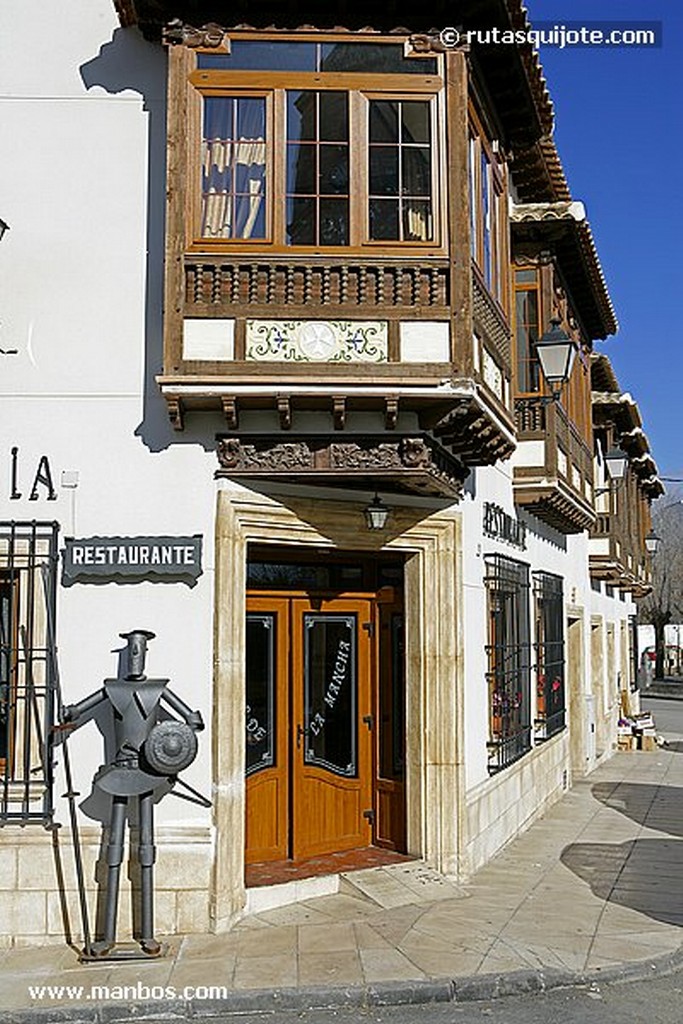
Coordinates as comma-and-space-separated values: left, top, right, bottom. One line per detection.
0, 0, 659, 947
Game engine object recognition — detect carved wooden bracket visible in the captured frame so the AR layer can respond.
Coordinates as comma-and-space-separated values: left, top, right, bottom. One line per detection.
277, 396, 292, 430
332, 396, 346, 431
166, 396, 184, 431
221, 397, 238, 430
163, 19, 230, 49
385, 397, 399, 430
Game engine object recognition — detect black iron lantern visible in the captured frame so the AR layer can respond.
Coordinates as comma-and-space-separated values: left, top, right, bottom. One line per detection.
364, 494, 390, 530
536, 317, 576, 395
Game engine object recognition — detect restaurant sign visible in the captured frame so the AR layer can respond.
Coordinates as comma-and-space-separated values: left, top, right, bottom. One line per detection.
62, 535, 203, 587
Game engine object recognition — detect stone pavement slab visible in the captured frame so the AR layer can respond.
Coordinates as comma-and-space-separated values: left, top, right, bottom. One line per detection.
3, 749, 683, 1022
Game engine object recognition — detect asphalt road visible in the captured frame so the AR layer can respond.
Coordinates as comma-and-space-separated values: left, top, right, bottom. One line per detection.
190, 693, 683, 1024
191, 972, 683, 1024
641, 695, 683, 740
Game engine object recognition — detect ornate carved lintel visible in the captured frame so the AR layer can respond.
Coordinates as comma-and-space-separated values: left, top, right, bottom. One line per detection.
216, 433, 468, 500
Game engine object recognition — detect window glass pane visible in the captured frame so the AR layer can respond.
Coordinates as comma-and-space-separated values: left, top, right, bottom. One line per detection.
286, 196, 316, 245
515, 269, 537, 284
201, 96, 266, 239
199, 42, 317, 71
370, 101, 399, 143
402, 147, 431, 196
469, 136, 478, 259
369, 199, 399, 240
286, 91, 349, 247
319, 92, 348, 141
287, 91, 317, 141
245, 614, 276, 775
321, 42, 436, 74
304, 615, 357, 777
481, 150, 491, 284
370, 148, 399, 195
319, 146, 349, 194
198, 42, 437, 73
234, 192, 266, 240
204, 96, 233, 140
401, 101, 430, 144
516, 287, 540, 392
287, 144, 316, 195
319, 199, 349, 245
403, 200, 432, 241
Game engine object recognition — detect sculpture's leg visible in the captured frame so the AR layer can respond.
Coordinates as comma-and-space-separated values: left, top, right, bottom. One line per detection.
92, 795, 127, 956
138, 790, 160, 955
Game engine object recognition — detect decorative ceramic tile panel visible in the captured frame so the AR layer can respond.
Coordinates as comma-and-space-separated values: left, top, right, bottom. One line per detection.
245, 320, 388, 362
482, 347, 503, 400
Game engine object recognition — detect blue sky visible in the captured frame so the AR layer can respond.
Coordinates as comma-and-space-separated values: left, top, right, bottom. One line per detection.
523, 0, 682, 484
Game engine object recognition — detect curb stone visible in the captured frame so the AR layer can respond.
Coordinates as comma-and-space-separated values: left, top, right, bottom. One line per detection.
6, 944, 683, 1023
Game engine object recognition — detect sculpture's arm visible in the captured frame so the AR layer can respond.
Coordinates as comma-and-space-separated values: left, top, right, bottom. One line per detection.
161, 688, 205, 731
61, 688, 107, 726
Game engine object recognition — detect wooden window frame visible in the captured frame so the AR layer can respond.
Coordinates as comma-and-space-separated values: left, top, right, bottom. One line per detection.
468, 105, 509, 313
513, 267, 543, 397
185, 51, 446, 256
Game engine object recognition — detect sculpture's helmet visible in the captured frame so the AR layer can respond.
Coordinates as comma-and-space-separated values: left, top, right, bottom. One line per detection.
119, 629, 156, 679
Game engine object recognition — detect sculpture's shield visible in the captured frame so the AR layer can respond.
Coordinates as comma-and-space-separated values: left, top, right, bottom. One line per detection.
143, 720, 198, 775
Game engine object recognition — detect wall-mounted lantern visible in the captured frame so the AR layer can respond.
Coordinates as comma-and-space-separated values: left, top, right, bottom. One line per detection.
595, 445, 629, 496
535, 317, 577, 405
364, 494, 391, 531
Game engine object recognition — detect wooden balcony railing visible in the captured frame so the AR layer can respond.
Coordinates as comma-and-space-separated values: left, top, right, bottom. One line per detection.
184, 257, 450, 314
513, 398, 595, 534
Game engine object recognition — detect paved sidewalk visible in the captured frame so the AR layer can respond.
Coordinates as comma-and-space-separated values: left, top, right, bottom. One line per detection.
4, 746, 683, 1021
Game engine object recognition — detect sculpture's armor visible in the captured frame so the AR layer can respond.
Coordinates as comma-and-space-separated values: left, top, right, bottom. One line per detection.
59, 630, 204, 958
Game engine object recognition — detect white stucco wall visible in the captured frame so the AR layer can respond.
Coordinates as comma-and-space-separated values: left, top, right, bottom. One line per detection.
0, 2, 219, 829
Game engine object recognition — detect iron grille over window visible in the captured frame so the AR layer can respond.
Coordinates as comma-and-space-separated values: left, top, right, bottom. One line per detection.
484, 555, 531, 774
533, 571, 566, 741
0, 521, 59, 826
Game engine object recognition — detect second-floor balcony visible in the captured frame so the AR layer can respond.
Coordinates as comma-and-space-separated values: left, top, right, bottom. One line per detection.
512, 398, 595, 534
158, 254, 517, 497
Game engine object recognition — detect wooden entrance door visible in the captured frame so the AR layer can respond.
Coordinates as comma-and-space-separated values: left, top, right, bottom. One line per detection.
245, 595, 374, 863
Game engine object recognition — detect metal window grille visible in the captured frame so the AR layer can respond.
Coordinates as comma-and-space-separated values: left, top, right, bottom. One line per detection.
484, 555, 531, 774
0, 521, 59, 826
533, 571, 566, 741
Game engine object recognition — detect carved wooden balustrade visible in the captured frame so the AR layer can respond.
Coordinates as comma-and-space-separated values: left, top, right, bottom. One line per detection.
184, 258, 450, 314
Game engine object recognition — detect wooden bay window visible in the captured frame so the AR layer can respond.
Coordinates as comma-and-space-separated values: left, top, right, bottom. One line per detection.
183, 38, 445, 254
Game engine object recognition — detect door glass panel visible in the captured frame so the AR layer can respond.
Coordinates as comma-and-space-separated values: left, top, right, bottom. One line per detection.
245, 614, 276, 775
303, 614, 357, 777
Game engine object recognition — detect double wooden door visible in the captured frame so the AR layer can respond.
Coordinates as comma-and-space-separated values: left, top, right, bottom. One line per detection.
246, 595, 374, 863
